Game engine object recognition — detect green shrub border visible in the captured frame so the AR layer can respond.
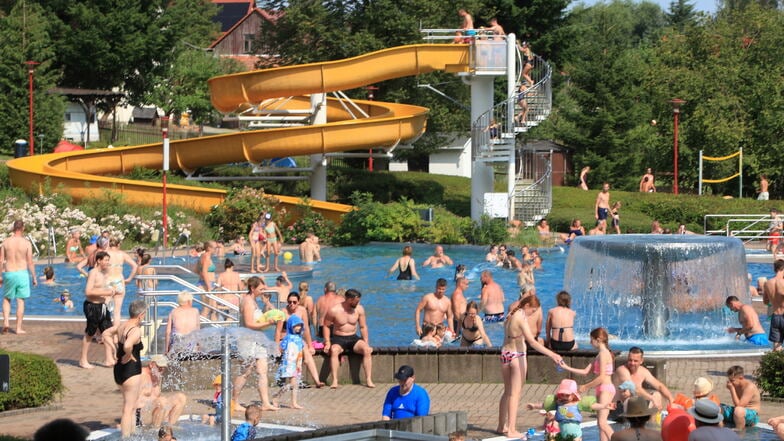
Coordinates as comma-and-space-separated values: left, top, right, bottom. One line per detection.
0, 350, 63, 412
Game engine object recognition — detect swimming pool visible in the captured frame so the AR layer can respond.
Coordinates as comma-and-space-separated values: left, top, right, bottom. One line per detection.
21, 243, 776, 351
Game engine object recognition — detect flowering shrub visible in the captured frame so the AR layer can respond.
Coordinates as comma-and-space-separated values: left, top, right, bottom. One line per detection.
0, 192, 196, 254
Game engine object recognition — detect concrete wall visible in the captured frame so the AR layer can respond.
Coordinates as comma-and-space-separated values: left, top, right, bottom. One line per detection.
167, 348, 623, 388
261, 412, 467, 441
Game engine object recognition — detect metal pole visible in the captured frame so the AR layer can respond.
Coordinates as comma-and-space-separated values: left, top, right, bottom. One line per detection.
673, 109, 679, 195
669, 98, 685, 195
698, 150, 703, 196
161, 117, 170, 259
221, 330, 231, 441
739, 147, 743, 198
25, 61, 39, 156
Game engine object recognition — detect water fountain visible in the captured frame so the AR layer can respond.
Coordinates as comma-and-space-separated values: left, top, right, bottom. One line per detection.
564, 235, 748, 343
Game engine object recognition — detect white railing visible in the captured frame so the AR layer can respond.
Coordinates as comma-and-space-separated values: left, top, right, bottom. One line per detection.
703, 214, 778, 242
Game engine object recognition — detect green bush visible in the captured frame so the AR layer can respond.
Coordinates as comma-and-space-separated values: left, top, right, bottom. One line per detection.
0, 436, 29, 441
0, 350, 63, 411
282, 201, 337, 245
755, 350, 784, 398
205, 187, 280, 241
333, 193, 478, 245
466, 215, 509, 245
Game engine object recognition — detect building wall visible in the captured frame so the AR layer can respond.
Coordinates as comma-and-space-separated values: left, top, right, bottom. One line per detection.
212, 13, 263, 56
428, 137, 471, 178
63, 102, 99, 143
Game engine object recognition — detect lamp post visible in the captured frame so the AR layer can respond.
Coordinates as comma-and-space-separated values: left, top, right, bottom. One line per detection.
366, 86, 379, 172
669, 98, 686, 195
161, 116, 170, 252
25, 61, 39, 156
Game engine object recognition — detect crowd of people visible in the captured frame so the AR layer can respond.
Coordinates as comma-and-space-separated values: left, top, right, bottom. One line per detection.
7, 191, 784, 440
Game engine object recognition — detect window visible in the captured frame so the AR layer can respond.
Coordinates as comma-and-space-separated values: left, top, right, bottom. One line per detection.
243, 34, 254, 53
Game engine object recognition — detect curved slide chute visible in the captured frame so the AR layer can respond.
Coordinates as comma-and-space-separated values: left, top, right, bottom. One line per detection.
7, 44, 469, 223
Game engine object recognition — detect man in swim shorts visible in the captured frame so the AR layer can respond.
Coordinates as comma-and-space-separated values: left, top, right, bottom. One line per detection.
479, 271, 505, 322
764, 258, 784, 351
613, 346, 673, 410
80, 251, 117, 369
723, 365, 760, 428
323, 289, 374, 389
594, 182, 611, 222
0, 220, 37, 335
725, 296, 768, 346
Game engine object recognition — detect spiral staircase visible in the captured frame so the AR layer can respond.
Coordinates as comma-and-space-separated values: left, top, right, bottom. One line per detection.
470, 49, 553, 225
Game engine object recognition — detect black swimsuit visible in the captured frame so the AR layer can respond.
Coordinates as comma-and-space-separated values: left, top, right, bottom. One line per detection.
114, 327, 143, 385
549, 326, 575, 352
397, 263, 412, 280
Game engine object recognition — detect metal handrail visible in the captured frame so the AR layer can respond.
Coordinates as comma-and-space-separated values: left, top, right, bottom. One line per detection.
703, 214, 776, 240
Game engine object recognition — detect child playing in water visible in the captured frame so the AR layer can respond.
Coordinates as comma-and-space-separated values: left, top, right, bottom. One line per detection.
53, 289, 74, 309
231, 405, 261, 441
414, 323, 440, 347
201, 375, 225, 426
273, 315, 305, 409
560, 328, 616, 441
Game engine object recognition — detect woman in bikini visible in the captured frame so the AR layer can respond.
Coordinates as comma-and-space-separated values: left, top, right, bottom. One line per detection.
65, 229, 86, 263
560, 327, 615, 441
263, 213, 284, 272
248, 214, 266, 273
106, 237, 139, 325
545, 290, 577, 351
135, 253, 157, 292
198, 241, 218, 319
460, 301, 491, 347
387, 245, 420, 280
114, 299, 146, 438
497, 295, 564, 438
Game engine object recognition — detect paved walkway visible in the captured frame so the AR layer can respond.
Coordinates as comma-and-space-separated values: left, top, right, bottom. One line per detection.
1, 320, 783, 440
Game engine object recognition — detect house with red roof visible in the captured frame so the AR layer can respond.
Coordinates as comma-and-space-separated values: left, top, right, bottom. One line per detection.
210, 0, 281, 70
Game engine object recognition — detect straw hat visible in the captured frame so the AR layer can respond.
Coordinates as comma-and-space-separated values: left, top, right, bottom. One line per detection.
621, 396, 657, 417
688, 399, 723, 424
693, 377, 713, 398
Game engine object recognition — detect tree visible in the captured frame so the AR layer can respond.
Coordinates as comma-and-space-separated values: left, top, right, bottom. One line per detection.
0, 2, 64, 155
144, 48, 245, 126
666, 0, 699, 30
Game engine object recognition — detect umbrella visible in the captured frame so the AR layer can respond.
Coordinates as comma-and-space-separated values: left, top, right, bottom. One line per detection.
53, 140, 84, 153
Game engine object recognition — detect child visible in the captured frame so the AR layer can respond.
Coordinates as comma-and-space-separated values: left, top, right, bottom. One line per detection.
414, 323, 440, 347
201, 375, 225, 426
671, 377, 720, 410
274, 315, 305, 409
610, 201, 621, 234
231, 404, 261, 441
560, 328, 616, 441
53, 289, 74, 309
527, 379, 608, 441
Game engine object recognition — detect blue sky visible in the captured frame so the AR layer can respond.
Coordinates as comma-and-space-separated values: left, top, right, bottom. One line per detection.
574, 0, 718, 14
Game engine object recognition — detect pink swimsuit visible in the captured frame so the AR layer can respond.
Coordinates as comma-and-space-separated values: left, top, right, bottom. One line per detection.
592, 358, 616, 397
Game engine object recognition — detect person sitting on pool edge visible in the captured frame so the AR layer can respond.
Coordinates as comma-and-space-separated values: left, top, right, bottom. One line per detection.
722, 365, 760, 429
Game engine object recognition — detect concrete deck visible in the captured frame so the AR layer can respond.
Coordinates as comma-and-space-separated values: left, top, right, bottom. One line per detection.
1, 319, 783, 440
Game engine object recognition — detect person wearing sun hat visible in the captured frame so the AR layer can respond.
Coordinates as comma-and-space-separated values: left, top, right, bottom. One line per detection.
688, 399, 740, 441
381, 366, 430, 420
610, 396, 659, 441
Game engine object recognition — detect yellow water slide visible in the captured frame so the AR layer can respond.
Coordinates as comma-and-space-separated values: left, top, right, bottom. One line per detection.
7, 44, 469, 223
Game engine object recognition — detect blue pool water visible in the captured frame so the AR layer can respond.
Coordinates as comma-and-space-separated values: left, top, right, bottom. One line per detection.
22, 243, 776, 351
